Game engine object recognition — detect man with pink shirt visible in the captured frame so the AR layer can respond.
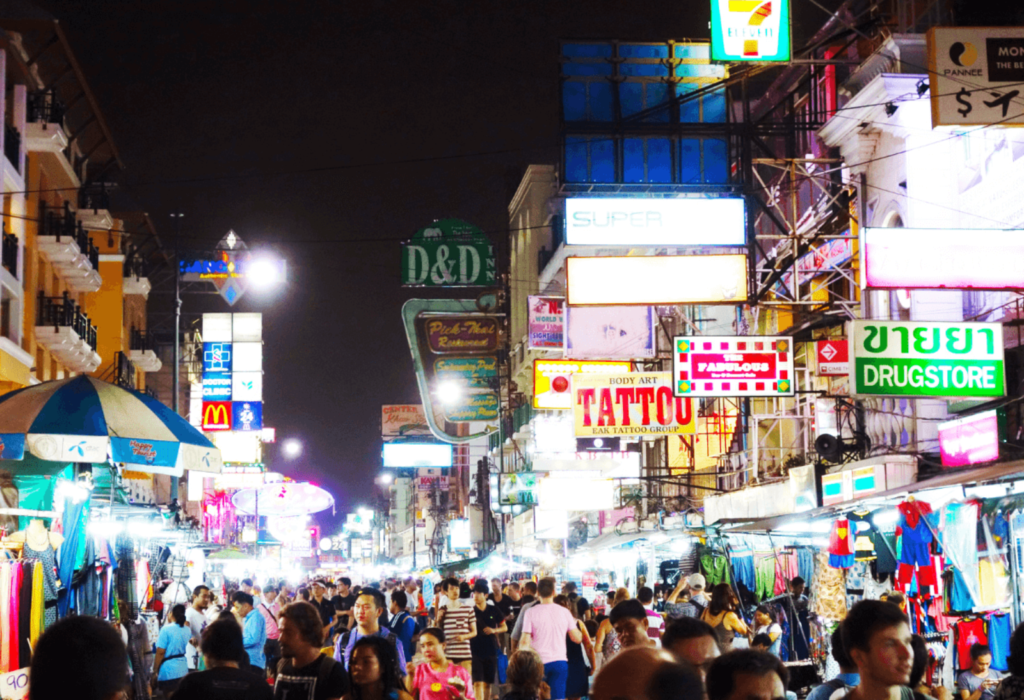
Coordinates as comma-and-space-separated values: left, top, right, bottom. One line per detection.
520, 577, 583, 700
258, 585, 282, 671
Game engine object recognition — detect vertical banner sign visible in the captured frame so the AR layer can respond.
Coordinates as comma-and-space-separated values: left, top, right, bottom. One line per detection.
711, 0, 791, 61
401, 219, 496, 287
572, 372, 696, 437
414, 315, 500, 422
816, 340, 849, 376
938, 410, 1003, 467
850, 321, 1005, 398
528, 296, 565, 349
673, 336, 795, 397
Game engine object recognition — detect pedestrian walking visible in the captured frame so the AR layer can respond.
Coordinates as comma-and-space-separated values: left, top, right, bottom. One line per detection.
346, 635, 414, 700
472, 580, 508, 700
152, 604, 192, 696
275, 601, 350, 700
172, 619, 274, 700
437, 578, 477, 673
554, 595, 594, 700
406, 627, 474, 700
233, 591, 268, 676
519, 578, 583, 700
30, 615, 129, 700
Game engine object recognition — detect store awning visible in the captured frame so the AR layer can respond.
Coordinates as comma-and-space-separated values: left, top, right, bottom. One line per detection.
720, 459, 1024, 533
575, 529, 647, 553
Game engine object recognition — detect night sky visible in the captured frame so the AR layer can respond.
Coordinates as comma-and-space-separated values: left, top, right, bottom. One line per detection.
37, 0, 853, 529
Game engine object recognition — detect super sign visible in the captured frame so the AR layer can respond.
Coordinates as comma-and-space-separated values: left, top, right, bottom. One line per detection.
673, 336, 795, 397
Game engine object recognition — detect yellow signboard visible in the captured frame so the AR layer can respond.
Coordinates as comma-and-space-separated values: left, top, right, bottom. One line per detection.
533, 359, 632, 410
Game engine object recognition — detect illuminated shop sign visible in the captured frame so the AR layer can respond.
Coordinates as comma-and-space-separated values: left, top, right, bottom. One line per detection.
534, 359, 632, 410
564, 197, 746, 246
938, 410, 1003, 467
566, 255, 748, 305
864, 228, 1024, 290
572, 372, 696, 437
673, 336, 795, 397
850, 320, 1005, 398
816, 340, 849, 376
381, 443, 454, 468
711, 0, 791, 62
928, 27, 1024, 127
202, 401, 232, 431
528, 296, 565, 350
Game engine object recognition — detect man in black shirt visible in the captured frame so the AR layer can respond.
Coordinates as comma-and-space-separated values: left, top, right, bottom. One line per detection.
174, 619, 274, 700
309, 581, 336, 645
472, 581, 507, 700
330, 577, 357, 632
275, 601, 349, 700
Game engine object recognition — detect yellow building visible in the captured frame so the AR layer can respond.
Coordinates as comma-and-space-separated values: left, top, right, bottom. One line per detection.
0, 18, 160, 395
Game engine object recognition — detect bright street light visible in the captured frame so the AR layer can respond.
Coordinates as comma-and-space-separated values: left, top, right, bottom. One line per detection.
247, 256, 286, 289
282, 439, 302, 459
436, 380, 462, 405
377, 473, 393, 485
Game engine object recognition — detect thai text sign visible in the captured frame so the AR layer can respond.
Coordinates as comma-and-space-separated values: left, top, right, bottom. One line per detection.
566, 255, 748, 305
402, 218, 496, 286
424, 316, 499, 354
938, 410, 1002, 467
864, 228, 1024, 290
528, 296, 565, 349
850, 321, 1005, 398
673, 336, 795, 397
564, 197, 746, 246
711, 0, 791, 62
572, 372, 696, 436
928, 27, 1024, 127
534, 359, 632, 410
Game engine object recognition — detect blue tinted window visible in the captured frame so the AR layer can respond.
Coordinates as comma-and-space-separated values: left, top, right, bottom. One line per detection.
704, 87, 727, 123
591, 82, 614, 121
591, 138, 615, 182
648, 139, 672, 182
623, 139, 645, 183
680, 139, 701, 183
563, 82, 587, 121
704, 139, 729, 183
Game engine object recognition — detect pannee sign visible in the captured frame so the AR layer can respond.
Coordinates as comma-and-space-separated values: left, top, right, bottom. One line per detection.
673, 336, 795, 397
572, 372, 695, 437
850, 320, 1005, 398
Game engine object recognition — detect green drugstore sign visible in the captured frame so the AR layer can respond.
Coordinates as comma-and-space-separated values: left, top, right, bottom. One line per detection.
850, 320, 1005, 398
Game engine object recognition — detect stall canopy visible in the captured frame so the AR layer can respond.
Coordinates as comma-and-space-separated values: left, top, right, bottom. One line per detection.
720, 460, 1024, 533
0, 376, 222, 476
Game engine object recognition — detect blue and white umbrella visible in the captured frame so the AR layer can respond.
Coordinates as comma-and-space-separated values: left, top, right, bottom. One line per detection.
0, 375, 222, 475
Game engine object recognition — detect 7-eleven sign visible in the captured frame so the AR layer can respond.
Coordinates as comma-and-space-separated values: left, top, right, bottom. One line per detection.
673, 336, 795, 397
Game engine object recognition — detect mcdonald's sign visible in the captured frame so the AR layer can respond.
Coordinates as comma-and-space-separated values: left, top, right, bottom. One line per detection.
202, 401, 232, 431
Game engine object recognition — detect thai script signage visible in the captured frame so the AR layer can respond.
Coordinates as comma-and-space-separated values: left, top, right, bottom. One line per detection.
673, 336, 795, 397
928, 27, 1024, 127
401, 218, 496, 287
850, 320, 1005, 398
528, 296, 565, 349
938, 410, 1003, 467
711, 0, 791, 62
564, 197, 746, 246
864, 228, 1024, 290
572, 372, 696, 437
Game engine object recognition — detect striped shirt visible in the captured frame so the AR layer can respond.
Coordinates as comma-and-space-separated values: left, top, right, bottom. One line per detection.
441, 601, 474, 660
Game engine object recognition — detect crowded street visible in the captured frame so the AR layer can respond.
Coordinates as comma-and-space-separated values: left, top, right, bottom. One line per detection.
5, 0, 1024, 700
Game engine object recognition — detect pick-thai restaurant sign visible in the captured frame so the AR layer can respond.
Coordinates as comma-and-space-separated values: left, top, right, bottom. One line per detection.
673, 336, 795, 397
864, 228, 1024, 290
927, 27, 1024, 127
423, 316, 500, 355
534, 359, 631, 410
528, 296, 565, 350
938, 410, 1003, 467
850, 320, 1005, 398
572, 372, 696, 437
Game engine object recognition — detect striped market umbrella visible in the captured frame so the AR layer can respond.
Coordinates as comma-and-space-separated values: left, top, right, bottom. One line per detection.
0, 375, 222, 476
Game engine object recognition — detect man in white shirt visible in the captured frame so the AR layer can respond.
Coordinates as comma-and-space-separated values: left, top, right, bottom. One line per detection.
185, 585, 211, 670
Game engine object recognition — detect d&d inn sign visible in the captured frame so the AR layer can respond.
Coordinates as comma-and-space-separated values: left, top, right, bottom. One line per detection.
850, 320, 1005, 398
402, 218, 496, 287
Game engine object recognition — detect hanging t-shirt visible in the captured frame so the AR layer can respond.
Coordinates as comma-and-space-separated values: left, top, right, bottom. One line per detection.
988, 613, 1011, 672
956, 618, 988, 671
848, 511, 878, 561
829, 519, 854, 555
898, 501, 934, 567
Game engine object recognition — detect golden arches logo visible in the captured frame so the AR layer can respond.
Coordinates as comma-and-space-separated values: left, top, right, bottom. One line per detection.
202, 403, 231, 430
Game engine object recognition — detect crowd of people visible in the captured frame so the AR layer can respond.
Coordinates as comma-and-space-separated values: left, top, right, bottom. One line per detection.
23, 571, 1024, 700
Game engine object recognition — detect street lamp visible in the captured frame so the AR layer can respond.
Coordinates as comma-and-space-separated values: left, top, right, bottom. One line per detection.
282, 439, 302, 459
436, 380, 462, 406
376, 473, 393, 485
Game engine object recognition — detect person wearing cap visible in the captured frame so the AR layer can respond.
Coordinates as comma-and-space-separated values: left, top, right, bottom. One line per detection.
688, 574, 708, 608
664, 575, 707, 620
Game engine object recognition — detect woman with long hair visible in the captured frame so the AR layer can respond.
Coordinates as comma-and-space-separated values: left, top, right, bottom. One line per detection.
554, 595, 595, 700
700, 583, 748, 651
345, 635, 413, 700
502, 649, 550, 700
595, 588, 630, 666
405, 627, 474, 700
752, 605, 782, 656
151, 604, 191, 696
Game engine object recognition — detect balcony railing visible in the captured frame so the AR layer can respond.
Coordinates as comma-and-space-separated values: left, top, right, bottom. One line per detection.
4, 125, 20, 173
107, 351, 137, 390
127, 327, 161, 372
78, 184, 111, 212
40, 201, 99, 269
124, 255, 148, 280
130, 328, 154, 352
2, 226, 18, 277
36, 291, 97, 351
27, 90, 66, 126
